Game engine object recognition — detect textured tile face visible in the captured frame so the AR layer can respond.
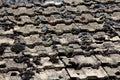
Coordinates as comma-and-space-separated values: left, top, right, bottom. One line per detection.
61, 55, 101, 68
0, 0, 120, 80
67, 67, 108, 79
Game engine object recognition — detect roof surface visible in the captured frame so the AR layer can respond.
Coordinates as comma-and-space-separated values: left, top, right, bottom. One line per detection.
0, 0, 120, 80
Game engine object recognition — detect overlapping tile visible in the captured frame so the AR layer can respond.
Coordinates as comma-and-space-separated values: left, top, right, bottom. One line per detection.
0, 0, 120, 80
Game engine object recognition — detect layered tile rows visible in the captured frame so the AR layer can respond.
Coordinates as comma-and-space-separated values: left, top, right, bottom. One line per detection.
0, 0, 120, 80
